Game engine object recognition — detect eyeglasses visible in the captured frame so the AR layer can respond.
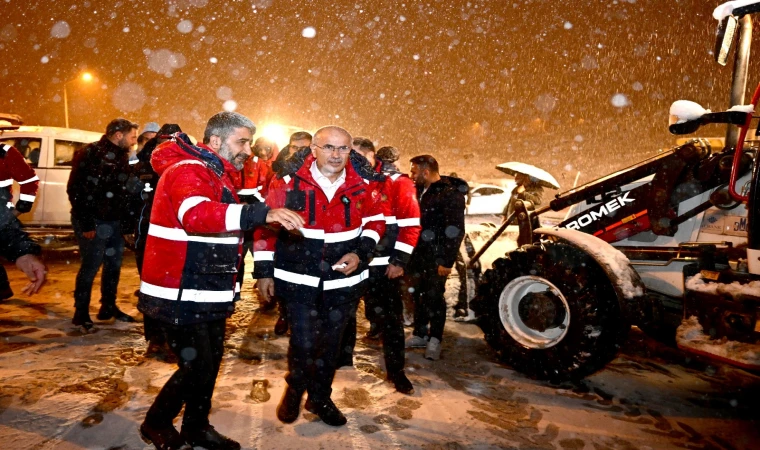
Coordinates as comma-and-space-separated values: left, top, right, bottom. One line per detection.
313, 143, 350, 154
289, 145, 310, 152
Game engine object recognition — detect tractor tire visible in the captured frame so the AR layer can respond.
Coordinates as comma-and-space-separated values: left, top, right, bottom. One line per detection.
472, 241, 630, 381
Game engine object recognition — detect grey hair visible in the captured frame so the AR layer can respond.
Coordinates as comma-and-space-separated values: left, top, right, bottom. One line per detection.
203, 111, 256, 144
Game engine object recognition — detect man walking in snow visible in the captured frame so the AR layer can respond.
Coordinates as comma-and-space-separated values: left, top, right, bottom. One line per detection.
406, 155, 466, 360
137, 112, 303, 450
255, 126, 387, 427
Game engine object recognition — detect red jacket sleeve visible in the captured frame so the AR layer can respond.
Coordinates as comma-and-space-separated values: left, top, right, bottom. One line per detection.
389, 176, 421, 268
252, 176, 287, 278
356, 180, 388, 261
3, 146, 39, 213
165, 164, 249, 234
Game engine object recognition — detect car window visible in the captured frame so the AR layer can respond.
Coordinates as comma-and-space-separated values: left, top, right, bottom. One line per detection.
0, 137, 42, 168
54, 140, 87, 167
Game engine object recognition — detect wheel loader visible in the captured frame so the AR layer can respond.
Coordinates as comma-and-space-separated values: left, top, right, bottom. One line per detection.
469, 1, 760, 381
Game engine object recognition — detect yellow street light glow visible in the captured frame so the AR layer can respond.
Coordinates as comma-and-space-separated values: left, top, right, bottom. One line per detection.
81, 72, 93, 82
258, 123, 289, 149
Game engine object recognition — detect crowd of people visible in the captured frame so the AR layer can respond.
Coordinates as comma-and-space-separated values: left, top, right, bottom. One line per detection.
0, 111, 482, 450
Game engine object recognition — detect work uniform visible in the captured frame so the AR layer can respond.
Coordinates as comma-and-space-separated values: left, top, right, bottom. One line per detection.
253, 153, 386, 403
360, 160, 421, 375
138, 133, 270, 430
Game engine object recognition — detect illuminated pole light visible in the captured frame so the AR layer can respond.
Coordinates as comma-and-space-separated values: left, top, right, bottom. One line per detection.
64, 72, 94, 128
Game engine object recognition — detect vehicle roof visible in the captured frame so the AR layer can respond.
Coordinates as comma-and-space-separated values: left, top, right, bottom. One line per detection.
471, 183, 508, 190
0, 125, 102, 143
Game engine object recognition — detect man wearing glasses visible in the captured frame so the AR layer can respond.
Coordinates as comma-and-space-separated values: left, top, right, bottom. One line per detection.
254, 126, 387, 427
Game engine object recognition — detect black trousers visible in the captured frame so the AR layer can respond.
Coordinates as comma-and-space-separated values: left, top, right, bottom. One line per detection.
286, 299, 357, 402
339, 267, 406, 374
0, 266, 12, 300
144, 318, 226, 429
411, 265, 448, 341
72, 218, 124, 312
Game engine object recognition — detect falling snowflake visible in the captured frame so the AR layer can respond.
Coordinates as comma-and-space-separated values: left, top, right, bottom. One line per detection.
223, 100, 238, 112
177, 20, 193, 34
302, 27, 316, 38
50, 21, 71, 39
610, 93, 630, 108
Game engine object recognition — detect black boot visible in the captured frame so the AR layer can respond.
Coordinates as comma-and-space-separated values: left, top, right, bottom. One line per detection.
304, 397, 347, 426
388, 371, 414, 395
72, 309, 94, 330
97, 305, 136, 322
180, 424, 240, 450
274, 315, 288, 336
139, 422, 191, 450
276, 387, 304, 423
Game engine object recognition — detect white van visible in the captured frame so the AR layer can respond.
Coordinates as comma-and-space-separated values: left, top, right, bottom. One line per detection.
0, 126, 101, 228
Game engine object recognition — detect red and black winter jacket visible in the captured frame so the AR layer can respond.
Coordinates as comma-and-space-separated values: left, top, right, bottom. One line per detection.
233, 149, 278, 204
137, 134, 270, 325
0, 144, 39, 213
252, 153, 388, 306
369, 161, 421, 270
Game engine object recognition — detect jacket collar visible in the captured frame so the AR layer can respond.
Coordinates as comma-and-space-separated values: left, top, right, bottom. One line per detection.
296, 153, 364, 190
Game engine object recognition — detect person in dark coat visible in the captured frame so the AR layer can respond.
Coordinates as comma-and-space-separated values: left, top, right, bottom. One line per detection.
67, 118, 141, 329
405, 155, 466, 361
0, 188, 46, 296
502, 172, 544, 221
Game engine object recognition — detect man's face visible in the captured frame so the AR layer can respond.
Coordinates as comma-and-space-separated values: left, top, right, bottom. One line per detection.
289, 137, 311, 154
410, 162, 427, 186
142, 131, 157, 142
116, 128, 138, 150
253, 139, 276, 160
312, 130, 350, 178
353, 144, 375, 167
217, 127, 253, 171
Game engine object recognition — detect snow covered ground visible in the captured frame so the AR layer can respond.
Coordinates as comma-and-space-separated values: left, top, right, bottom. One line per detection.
0, 243, 759, 449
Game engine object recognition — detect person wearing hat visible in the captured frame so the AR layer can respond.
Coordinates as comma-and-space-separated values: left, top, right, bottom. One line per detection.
131, 122, 161, 162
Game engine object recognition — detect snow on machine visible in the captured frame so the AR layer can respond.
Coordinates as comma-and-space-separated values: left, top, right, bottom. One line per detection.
469, 1, 760, 381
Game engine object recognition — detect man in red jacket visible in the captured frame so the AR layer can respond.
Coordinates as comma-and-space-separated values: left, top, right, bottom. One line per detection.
346, 144, 421, 394
0, 143, 40, 299
137, 112, 303, 450
235, 136, 279, 308
255, 126, 387, 427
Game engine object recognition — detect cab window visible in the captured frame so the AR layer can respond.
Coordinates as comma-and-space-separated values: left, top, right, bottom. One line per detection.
54, 140, 87, 167
0, 137, 42, 168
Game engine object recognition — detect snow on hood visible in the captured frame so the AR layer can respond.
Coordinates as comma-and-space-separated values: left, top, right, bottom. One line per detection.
727, 103, 755, 113
669, 100, 711, 123
713, 1, 760, 20
677, 316, 760, 367
535, 227, 645, 299
685, 273, 760, 299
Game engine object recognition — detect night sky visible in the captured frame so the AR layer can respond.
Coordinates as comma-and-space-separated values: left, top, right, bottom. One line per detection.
0, 0, 754, 186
